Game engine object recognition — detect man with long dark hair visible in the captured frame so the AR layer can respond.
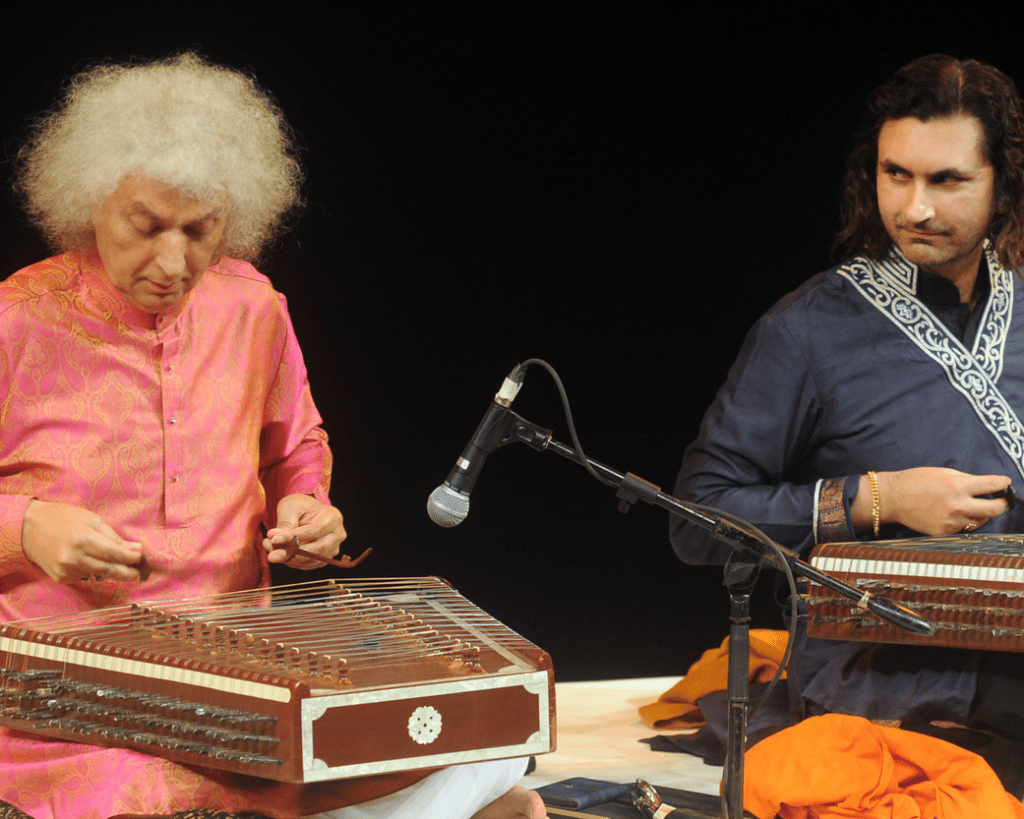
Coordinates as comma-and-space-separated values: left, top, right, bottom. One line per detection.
671, 54, 1024, 790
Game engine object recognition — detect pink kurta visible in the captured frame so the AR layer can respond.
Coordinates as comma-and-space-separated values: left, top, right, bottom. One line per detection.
0, 253, 424, 818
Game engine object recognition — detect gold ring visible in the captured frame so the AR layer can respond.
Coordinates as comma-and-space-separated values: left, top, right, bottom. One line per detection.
963, 521, 978, 532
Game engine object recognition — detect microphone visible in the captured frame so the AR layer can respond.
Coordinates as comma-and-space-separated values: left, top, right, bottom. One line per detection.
427, 366, 526, 527
863, 593, 935, 636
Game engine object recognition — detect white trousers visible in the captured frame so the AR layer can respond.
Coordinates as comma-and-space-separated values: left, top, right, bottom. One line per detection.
307, 757, 530, 819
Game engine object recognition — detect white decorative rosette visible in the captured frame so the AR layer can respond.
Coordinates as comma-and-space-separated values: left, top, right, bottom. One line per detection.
407, 705, 443, 745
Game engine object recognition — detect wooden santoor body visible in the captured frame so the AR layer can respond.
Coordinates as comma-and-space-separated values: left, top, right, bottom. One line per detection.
0, 578, 555, 783
806, 534, 1024, 651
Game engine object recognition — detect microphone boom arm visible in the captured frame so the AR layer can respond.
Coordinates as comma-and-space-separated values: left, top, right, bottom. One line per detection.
502, 411, 934, 637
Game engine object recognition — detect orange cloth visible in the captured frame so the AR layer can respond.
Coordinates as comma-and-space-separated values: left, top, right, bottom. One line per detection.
743, 714, 1024, 819
639, 629, 788, 728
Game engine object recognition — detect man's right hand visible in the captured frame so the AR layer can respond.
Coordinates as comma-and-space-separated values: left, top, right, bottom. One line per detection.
853, 467, 1012, 537
21, 499, 146, 584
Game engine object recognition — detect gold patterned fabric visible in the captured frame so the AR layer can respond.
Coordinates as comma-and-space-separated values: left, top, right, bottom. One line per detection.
0, 252, 428, 817
0, 251, 332, 616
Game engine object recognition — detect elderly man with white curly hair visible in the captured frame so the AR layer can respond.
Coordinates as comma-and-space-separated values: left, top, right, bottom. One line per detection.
0, 53, 545, 819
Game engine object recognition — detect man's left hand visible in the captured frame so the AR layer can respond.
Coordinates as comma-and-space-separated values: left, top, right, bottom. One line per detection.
264, 494, 346, 570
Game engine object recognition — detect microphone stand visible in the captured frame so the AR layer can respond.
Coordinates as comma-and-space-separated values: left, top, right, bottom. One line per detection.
483, 409, 934, 819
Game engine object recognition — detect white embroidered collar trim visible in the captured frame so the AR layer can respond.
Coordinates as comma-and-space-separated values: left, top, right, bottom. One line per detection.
839, 242, 1023, 478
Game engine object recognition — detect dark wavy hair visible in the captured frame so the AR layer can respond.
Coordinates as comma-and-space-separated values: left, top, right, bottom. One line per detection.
834, 54, 1024, 270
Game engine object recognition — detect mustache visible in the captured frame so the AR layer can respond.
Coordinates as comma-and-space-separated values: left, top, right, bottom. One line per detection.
895, 218, 948, 233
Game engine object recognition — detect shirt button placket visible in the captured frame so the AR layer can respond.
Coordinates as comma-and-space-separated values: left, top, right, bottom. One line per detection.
160, 322, 184, 527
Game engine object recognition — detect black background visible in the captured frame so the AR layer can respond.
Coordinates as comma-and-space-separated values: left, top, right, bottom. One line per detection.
2, 7, 1023, 682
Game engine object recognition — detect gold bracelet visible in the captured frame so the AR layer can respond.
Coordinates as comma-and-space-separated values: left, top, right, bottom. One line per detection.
868, 470, 880, 538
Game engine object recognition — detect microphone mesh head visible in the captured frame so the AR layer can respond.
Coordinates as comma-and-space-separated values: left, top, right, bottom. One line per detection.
427, 485, 470, 527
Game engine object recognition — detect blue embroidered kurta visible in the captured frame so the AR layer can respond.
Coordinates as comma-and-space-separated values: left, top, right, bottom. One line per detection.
670, 244, 1024, 724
